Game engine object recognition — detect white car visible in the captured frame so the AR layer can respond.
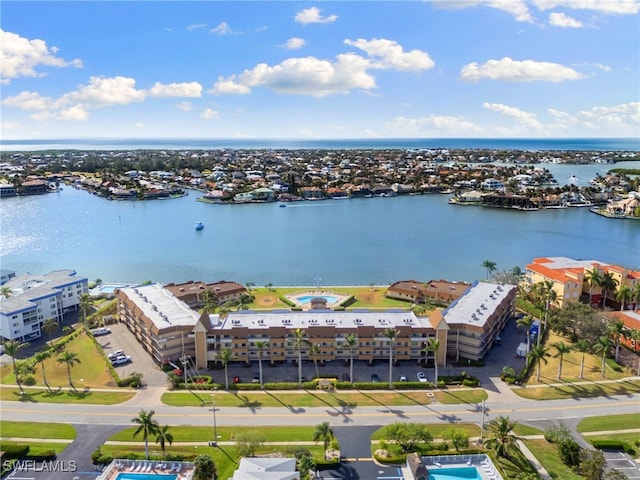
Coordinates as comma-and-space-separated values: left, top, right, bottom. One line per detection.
91, 327, 111, 337
111, 355, 132, 366
416, 371, 428, 383
107, 349, 125, 360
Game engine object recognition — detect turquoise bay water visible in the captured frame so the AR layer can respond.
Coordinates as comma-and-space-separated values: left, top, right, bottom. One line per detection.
2, 162, 639, 285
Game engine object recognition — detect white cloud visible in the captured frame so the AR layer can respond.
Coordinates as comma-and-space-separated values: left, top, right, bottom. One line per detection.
212, 38, 433, 97
294, 7, 338, 24
1, 121, 19, 130
200, 108, 219, 119
549, 12, 584, 27
176, 101, 193, 111
282, 37, 306, 50
483, 102, 543, 129
460, 57, 585, 82
148, 81, 202, 97
533, 0, 640, 15
210, 22, 232, 35
3, 76, 204, 121
383, 115, 483, 136
429, 0, 534, 22
187, 23, 207, 31
547, 103, 640, 133
0, 29, 83, 84
133, 122, 147, 128
344, 38, 434, 72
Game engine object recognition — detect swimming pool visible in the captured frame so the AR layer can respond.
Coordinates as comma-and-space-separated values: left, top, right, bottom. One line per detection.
295, 295, 341, 304
115, 473, 177, 480
428, 466, 482, 480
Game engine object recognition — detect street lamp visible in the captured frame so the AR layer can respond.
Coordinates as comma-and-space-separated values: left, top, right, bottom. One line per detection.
479, 399, 486, 444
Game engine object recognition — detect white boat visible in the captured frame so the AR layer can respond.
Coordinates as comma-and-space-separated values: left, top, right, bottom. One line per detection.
195, 222, 204, 230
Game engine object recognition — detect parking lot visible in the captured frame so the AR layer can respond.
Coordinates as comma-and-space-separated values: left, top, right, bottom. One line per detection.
603, 450, 640, 479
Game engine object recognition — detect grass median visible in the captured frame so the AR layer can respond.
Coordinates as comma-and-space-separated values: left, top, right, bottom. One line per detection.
512, 378, 640, 400
577, 413, 640, 433
0, 386, 135, 404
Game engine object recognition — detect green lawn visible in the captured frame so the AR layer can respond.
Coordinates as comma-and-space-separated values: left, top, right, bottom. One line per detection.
584, 432, 639, 446
0, 386, 135, 404
0, 441, 72, 456
370, 423, 480, 440
435, 389, 487, 404
512, 424, 544, 437
577, 413, 640, 433
109, 425, 316, 443
512, 379, 640, 400
0, 421, 76, 439
523, 439, 582, 480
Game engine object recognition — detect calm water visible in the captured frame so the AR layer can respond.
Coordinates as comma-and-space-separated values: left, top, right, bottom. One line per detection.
2, 163, 639, 286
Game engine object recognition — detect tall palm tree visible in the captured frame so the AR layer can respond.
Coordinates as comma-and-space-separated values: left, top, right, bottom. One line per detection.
383, 328, 398, 390
309, 342, 321, 381
616, 285, 632, 311
527, 344, 549, 382
42, 318, 59, 345
345, 333, 358, 384
132, 409, 160, 460
34, 350, 52, 392
553, 341, 571, 380
2, 340, 29, 394
423, 338, 440, 385
293, 328, 307, 387
200, 289, 218, 314
312, 421, 334, 459
608, 320, 627, 363
254, 340, 268, 388
481, 260, 497, 280
216, 347, 233, 389
594, 335, 613, 378
575, 339, 590, 379
516, 315, 535, 353
600, 272, 619, 308
57, 351, 80, 390
484, 416, 518, 460
632, 282, 640, 309
584, 267, 602, 305
155, 424, 174, 458
79, 293, 92, 327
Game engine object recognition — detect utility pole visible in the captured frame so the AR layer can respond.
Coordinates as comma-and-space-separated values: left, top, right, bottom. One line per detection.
480, 399, 486, 445
209, 392, 218, 447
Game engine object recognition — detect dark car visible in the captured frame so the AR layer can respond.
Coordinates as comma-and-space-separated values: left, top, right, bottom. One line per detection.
342, 373, 350, 382
252, 373, 260, 383
371, 373, 380, 382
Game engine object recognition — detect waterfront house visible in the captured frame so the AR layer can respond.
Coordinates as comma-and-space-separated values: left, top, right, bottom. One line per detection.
231, 457, 299, 480
386, 279, 471, 305
164, 280, 246, 308
0, 270, 88, 342
605, 193, 640, 217
607, 310, 640, 353
0, 183, 17, 197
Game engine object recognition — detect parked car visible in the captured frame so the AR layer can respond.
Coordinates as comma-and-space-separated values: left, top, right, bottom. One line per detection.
91, 327, 111, 337
371, 373, 380, 382
342, 373, 350, 382
416, 371, 428, 382
233, 376, 241, 384
111, 355, 132, 366
107, 349, 125, 360
252, 373, 260, 383
399, 375, 407, 382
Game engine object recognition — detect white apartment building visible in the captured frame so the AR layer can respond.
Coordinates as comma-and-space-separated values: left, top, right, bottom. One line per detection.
0, 270, 88, 341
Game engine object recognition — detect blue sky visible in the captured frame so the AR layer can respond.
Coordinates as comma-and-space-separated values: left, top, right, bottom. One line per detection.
1, 1, 639, 139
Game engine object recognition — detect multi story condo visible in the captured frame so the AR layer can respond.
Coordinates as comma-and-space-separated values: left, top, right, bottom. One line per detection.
0, 269, 88, 341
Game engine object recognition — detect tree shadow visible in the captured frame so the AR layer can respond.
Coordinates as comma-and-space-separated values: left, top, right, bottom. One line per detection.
43, 386, 65, 397
265, 390, 305, 414
231, 392, 262, 412
14, 391, 38, 403
357, 391, 407, 418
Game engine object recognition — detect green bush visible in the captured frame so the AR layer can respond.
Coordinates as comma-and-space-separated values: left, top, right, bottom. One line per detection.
278, 296, 296, 307
558, 439, 582, 467
0, 444, 30, 459
591, 439, 636, 455
340, 295, 357, 308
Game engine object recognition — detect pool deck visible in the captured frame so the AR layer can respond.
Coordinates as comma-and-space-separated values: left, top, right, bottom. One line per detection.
285, 290, 351, 310
415, 454, 504, 480
97, 459, 194, 480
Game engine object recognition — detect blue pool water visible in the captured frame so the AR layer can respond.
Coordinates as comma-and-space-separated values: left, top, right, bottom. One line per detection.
295, 295, 341, 304
115, 473, 177, 480
428, 467, 482, 480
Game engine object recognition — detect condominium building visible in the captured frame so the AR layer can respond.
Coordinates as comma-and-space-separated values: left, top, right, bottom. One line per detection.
0, 270, 88, 341
525, 256, 640, 309
115, 280, 516, 369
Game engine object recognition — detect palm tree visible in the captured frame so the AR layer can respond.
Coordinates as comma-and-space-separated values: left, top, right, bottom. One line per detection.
57, 351, 80, 390
575, 339, 590, 379
584, 267, 602, 305
594, 335, 613, 378
616, 285, 632, 311
553, 341, 571, 380
216, 348, 233, 389
383, 328, 398, 390
481, 260, 497, 280
345, 333, 358, 384
484, 416, 518, 460
423, 338, 440, 385
200, 289, 218, 314
42, 318, 59, 345
600, 272, 619, 308
608, 320, 627, 363
79, 293, 92, 327
516, 315, 535, 353
527, 344, 549, 382
312, 421, 334, 459
193, 454, 217, 480
632, 282, 640, 309
1, 286, 12, 298
265, 282, 273, 291
309, 342, 321, 381
3, 340, 29, 394
293, 328, 307, 386
34, 350, 52, 392
245, 282, 255, 291
155, 424, 174, 458
132, 409, 160, 460
254, 340, 268, 388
